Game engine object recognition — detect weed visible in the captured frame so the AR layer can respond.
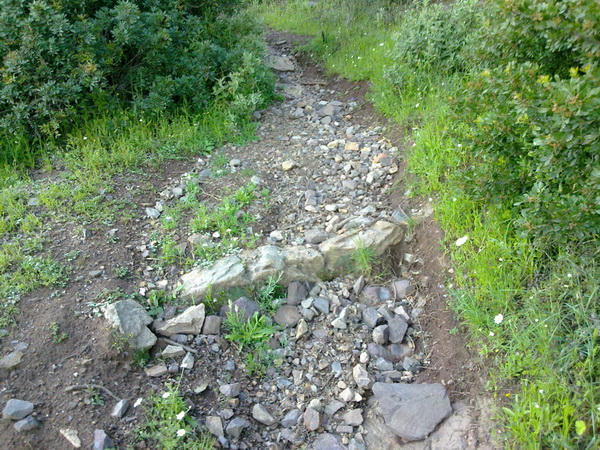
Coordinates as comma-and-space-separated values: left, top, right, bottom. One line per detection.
116, 266, 133, 279
144, 290, 172, 318
255, 274, 286, 314
134, 348, 151, 368
112, 331, 133, 353
224, 310, 276, 354
351, 240, 378, 277
50, 322, 68, 343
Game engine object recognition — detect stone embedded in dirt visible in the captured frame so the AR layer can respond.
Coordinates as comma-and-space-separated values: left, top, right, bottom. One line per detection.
353, 364, 374, 390
313, 297, 330, 315
220, 297, 259, 321
93, 429, 114, 450
304, 407, 322, 431
104, 299, 156, 350
281, 247, 324, 281
388, 317, 408, 344
353, 275, 366, 295
312, 432, 346, 450
110, 399, 129, 419
60, 428, 82, 448
374, 357, 394, 371
274, 305, 301, 328
145, 363, 167, 377
281, 409, 302, 428
13, 415, 41, 432
362, 307, 383, 329
319, 220, 405, 275
403, 356, 421, 373
0, 351, 23, 370
372, 382, 452, 442
393, 279, 415, 299
3, 399, 34, 420
156, 304, 206, 336
145, 207, 161, 219
268, 55, 295, 71
343, 409, 364, 427
205, 416, 224, 437
387, 343, 414, 363
88, 270, 102, 278
201, 315, 222, 335
325, 400, 345, 417
373, 325, 389, 345
252, 403, 277, 426
181, 352, 195, 370
282, 160, 298, 171
225, 417, 249, 439
219, 383, 241, 398
162, 345, 186, 358
287, 281, 310, 305
305, 229, 330, 245
180, 256, 247, 299
295, 319, 309, 339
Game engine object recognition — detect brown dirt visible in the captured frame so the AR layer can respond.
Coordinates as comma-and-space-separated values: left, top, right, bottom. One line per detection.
0, 30, 493, 449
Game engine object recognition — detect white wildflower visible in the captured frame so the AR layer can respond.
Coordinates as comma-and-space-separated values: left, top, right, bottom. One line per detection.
162, 392, 171, 399
177, 429, 186, 437
133, 398, 143, 408
176, 411, 186, 420
494, 314, 504, 324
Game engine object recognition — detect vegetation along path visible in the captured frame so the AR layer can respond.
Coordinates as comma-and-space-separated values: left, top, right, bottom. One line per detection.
0, 30, 499, 449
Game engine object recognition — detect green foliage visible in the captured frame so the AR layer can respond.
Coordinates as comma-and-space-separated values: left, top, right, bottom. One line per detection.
351, 240, 378, 277
254, 274, 286, 314
50, 321, 68, 343
224, 310, 276, 353
0, 0, 274, 164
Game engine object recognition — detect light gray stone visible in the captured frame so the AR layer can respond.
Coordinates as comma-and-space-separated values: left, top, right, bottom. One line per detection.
252, 403, 276, 426
162, 345, 185, 358
220, 297, 259, 322
145, 207, 161, 219
155, 304, 205, 336
281, 409, 302, 428
343, 409, 364, 426
312, 433, 346, 450
220, 383, 241, 397
388, 318, 408, 344
305, 229, 330, 244
0, 351, 23, 370
201, 315, 222, 335
372, 382, 452, 441
60, 428, 81, 448
373, 325, 389, 345
393, 279, 414, 299
206, 416, 224, 437
274, 305, 301, 328
104, 299, 156, 350
180, 256, 247, 300
313, 297, 330, 315
304, 407, 322, 431
353, 276, 366, 295
93, 429, 114, 450
110, 399, 129, 419
3, 399, 34, 420
325, 400, 345, 417
181, 352, 195, 370
225, 417, 249, 439
268, 55, 295, 71
287, 281, 310, 305
362, 308, 383, 328
145, 363, 167, 377
403, 356, 421, 373
353, 364, 374, 389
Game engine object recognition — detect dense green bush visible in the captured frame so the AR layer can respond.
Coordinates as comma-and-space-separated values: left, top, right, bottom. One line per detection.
456, 0, 599, 245
0, 0, 274, 149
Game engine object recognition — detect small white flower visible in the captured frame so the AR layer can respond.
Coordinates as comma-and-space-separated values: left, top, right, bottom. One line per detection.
177, 429, 186, 437
455, 236, 469, 247
176, 411, 186, 420
162, 392, 171, 399
83, 137, 88, 140
133, 398, 143, 408
489, 331, 495, 336
379, 43, 384, 46
494, 314, 504, 324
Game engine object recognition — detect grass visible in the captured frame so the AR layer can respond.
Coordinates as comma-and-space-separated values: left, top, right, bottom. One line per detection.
256, 0, 599, 447
351, 240, 378, 277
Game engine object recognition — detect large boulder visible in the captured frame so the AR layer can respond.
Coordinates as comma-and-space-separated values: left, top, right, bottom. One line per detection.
371, 382, 452, 442
319, 221, 404, 275
104, 299, 156, 350
180, 256, 247, 300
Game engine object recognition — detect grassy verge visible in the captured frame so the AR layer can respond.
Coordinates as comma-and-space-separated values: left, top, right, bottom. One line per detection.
254, 0, 599, 447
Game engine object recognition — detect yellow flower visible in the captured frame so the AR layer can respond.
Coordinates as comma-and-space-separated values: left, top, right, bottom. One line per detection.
537, 75, 550, 84
569, 67, 579, 78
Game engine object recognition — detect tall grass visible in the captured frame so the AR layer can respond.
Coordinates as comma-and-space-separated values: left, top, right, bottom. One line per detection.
256, 0, 599, 447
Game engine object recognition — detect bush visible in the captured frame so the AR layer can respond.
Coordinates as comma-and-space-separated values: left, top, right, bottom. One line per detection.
0, 0, 274, 154
455, 0, 600, 246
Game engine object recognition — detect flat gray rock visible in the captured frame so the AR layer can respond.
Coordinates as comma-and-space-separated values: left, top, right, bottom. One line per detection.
3, 399, 34, 420
274, 305, 301, 327
372, 382, 452, 441
105, 299, 156, 350
312, 432, 347, 449
13, 415, 41, 432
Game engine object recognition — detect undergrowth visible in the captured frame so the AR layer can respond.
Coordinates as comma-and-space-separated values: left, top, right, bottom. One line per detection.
256, 0, 599, 447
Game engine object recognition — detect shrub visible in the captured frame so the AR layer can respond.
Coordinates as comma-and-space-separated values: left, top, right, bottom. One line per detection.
0, 0, 274, 160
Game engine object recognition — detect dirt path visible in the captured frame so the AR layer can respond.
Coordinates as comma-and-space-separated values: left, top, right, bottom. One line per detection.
0, 31, 496, 449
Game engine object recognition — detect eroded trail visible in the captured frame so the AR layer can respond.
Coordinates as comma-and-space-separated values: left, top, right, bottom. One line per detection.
0, 32, 495, 449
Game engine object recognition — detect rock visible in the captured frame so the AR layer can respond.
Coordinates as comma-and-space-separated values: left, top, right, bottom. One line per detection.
0, 351, 23, 370
377, 305, 395, 323
162, 345, 186, 358
281, 247, 325, 282
206, 416, 224, 437
229, 158, 241, 167
3, 399, 34, 420
145, 207, 161, 219
220, 297, 259, 322
304, 407, 322, 431
387, 318, 408, 344
270, 230, 284, 241
145, 363, 168, 377
274, 305, 301, 328
268, 55, 295, 71
105, 299, 156, 350
220, 383, 241, 397
362, 308, 383, 328
387, 344, 413, 363
60, 428, 81, 448
371, 382, 452, 441
93, 430, 114, 450
180, 256, 247, 300
13, 415, 41, 432
403, 356, 421, 373
345, 142, 360, 151
110, 399, 129, 418
296, 319, 309, 339
313, 297, 330, 315
325, 400, 345, 416
281, 409, 302, 428
392, 279, 414, 299
343, 409, 364, 426
361, 286, 380, 305
340, 387, 355, 402
181, 353, 195, 370
353, 276, 365, 295
287, 281, 310, 305
312, 433, 346, 450
305, 229, 330, 245
374, 357, 394, 371
319, 221, 405, 275
225, 417, 249, 439
331, 317, 347, 329
373, 325, 389, 345
252, 404, 276, 425
155, 304, 205, 336
282, 160, 298, 171
352, 364, 374, 389
201, 315, 222, 335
